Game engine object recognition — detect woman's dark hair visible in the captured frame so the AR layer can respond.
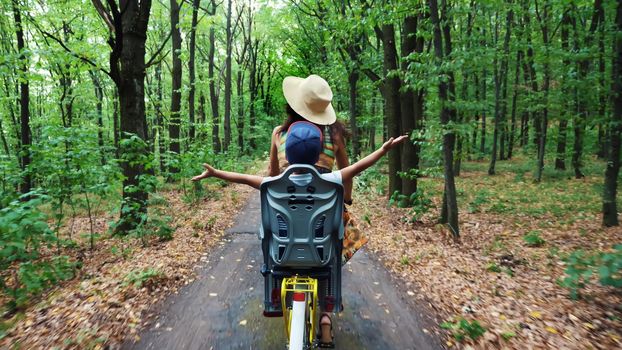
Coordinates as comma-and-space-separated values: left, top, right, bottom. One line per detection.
279, 104, 349, 142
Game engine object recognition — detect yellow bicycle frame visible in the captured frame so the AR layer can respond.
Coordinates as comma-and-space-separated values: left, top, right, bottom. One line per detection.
281, 275, 319, 346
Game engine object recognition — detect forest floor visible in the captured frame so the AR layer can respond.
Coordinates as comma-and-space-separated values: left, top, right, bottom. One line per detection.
353, 156, 622, 349
0, 180, 254, 349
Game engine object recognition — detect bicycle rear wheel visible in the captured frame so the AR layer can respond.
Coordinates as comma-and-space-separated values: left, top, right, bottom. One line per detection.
282, 276, 318, 350
288, 292, 307, 350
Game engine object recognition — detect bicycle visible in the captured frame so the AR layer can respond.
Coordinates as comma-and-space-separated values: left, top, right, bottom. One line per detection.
259, 164, 344, 350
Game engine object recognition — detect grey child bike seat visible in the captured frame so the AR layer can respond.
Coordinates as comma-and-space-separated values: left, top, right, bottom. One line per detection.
259, 164, 344, 315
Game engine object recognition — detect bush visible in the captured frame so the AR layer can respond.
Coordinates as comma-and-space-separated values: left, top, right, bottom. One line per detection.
440, 318, 487, 342
123, 268, 162, 289
10, 257, 77, 310
354, 163, 385, 194
486, 262, 501, 273
0, 194, 78, 310
523, 230, 546, 247
468, 191, 489, 213
389, 190, 433, 222
560, 245, 622, 299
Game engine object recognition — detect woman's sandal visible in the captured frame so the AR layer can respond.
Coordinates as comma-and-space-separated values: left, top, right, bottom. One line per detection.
318, 313, 335, 348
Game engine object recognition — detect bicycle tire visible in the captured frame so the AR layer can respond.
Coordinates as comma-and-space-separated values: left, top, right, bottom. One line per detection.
289, 292, 307, 350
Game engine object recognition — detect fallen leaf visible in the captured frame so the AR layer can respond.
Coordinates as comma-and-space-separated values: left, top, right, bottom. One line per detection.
546, 326, 558, 334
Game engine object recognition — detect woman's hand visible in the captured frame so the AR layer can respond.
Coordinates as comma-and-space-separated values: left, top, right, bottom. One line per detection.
381, 135, 409, 151
191, 163, 216, 182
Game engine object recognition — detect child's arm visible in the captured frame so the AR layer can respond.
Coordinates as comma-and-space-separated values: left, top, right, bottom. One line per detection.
339, 135, 408, 182
191, 163, 264, 189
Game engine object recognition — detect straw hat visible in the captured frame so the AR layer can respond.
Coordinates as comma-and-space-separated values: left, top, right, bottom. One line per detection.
282, 74, 336, 125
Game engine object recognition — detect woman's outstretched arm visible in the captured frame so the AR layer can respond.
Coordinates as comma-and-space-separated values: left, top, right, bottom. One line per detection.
192, 163, 264, 189
339, 136, 408, 183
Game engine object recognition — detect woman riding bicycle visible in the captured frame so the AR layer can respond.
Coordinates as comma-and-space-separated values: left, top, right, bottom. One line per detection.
268, 74, 365, 345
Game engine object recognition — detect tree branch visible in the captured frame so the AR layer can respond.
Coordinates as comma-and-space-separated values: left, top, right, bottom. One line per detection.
29, 18, 111, 77
288, 0, 318, 18
146, 30, 173, 68
91, 0, 114, 32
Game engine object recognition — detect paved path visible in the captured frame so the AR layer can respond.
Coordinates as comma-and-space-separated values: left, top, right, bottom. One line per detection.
124, 192, 442, 350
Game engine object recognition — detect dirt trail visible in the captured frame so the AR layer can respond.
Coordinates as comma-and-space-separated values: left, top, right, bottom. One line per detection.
124, 193, 442, 350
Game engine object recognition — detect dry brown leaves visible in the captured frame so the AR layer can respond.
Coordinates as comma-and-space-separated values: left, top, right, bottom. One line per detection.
1, 183, 252, 350
351, 176, 622, 350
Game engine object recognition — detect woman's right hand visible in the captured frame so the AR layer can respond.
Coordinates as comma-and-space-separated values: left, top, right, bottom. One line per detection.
381, 135, 409, 151
191, 163, 216, 181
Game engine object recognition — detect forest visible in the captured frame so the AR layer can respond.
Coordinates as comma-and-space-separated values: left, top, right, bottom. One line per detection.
0, 0, 621, 348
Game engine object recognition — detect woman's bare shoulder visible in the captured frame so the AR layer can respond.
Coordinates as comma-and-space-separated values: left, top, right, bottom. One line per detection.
272, 125, 282, 136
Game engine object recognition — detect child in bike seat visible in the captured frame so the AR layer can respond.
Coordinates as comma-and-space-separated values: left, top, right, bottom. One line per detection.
192, 121, 406, 191
191, 121, 406, 344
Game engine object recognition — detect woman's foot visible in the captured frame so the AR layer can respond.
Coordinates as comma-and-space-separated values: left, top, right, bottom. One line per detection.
319, 313, 333, 345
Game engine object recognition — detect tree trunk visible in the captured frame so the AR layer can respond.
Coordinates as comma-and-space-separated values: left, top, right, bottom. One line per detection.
535, 1, 550, 183
556, 12, 571, 171
223, 0, 233, 151
429, 0, 459, 238
348, 70, 360, 160
573, 1, 602, 178
555, 120, 568, 170
188, 0, 201, 141
369, 95, 377, 150
489, 17, 501, 175
2, 77, 20, 163
102, 0, 153, 233
168, 0, 182, 174
489, 6, 511, 174
523, 3, 541, 151
155, 62, 165, 171
90, 71, 106, 165
455, 56, 469, 174
499, 7, 512, 162
520, 58, 531, 147
472, 74, 479, 152
264, 62, 274, 116
480, 66, 487, 155
603, 0, 622, 227
508, 50, 521, 159
399, 15, 420, 196
380, 23, 402, 196
0, 114, 10, 156
597, 4, 607, 159
12, 0, 31, 197
198, 89, 207, 135
249, 40, 258, 150
208, 22, 221, 152
112, 90, 120, 159
236, 69, 245, 153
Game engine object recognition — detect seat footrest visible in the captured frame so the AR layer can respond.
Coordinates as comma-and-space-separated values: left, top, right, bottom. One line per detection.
318, 341, 335, 348
262, 310, 283, 317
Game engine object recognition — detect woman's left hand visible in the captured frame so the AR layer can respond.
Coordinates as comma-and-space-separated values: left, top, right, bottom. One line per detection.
191, 163, 216, 181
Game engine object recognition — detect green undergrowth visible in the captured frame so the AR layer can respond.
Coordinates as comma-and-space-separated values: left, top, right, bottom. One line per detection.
417, 156, 617, 224
0, 150, 264, 316
355, 155, 618, 227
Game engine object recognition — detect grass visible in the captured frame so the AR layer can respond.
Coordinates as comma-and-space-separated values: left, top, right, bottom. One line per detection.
418, 155, 619, 223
